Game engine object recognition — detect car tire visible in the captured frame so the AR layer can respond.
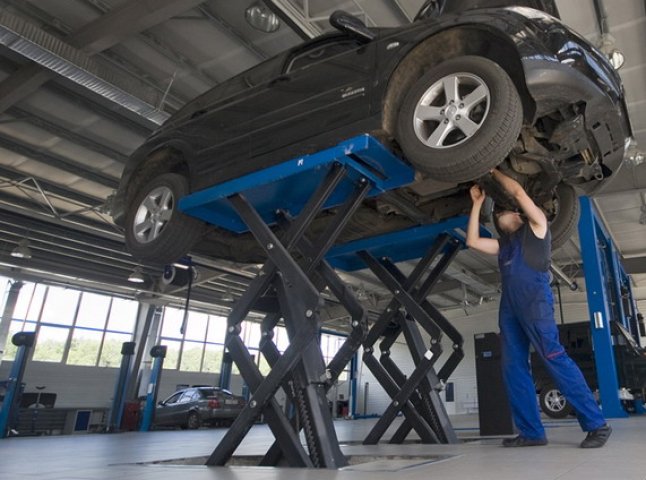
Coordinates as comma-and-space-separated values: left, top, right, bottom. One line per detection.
539, 386, 572, 419
395, 56, 523, 183
186, 411, 201, 430
124, 173, 204, 265
549, 183, 579, 251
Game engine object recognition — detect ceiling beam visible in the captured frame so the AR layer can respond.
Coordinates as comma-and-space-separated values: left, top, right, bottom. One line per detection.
0, 0, 206, 118
7, 107, 129, 164
46, 82, 152, 137
0, 10, 170, 125
0, 191, 122, 241
198, 5, 268, 60
0, 164, 104, 207
0, 132, 118, 188
390, 0, 414, 23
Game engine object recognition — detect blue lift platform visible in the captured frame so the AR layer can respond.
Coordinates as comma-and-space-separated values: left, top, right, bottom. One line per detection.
178, 135, 486, 468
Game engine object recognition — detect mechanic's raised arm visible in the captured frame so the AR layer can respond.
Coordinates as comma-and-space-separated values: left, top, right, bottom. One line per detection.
466, 185, 499, 255
491, 169, 548, 239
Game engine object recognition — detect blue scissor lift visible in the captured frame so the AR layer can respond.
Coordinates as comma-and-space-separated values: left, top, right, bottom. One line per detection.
179, 135, 488, 468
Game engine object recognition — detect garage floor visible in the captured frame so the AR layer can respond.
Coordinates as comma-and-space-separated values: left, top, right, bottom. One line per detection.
2, 414, 646, 480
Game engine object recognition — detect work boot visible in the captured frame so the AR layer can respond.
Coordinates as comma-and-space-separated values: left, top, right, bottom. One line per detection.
502, 435, 548, 447
580, 424, 612, 448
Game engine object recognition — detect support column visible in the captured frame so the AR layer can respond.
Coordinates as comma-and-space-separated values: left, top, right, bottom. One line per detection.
219, 350, 233, 391
578, 196, 627, 418
126, 303, 160, 401
136, 305, 164, 399
0, 332, 35, 438
0, 281, 23, 366
139, 345, 167, 432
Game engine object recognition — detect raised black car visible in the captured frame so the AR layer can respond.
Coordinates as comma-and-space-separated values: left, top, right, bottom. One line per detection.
112, 0, 632, 264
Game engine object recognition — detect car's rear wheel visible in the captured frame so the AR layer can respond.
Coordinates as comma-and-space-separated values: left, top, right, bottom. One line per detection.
186, 411, 201, 430
548, 183, 580, 251
539, 386, 572, 419
395, 56, 523, 183
124, 173, 204, 265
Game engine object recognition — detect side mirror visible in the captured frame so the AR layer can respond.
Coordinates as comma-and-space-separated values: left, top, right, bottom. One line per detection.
330, 11, 375, 42
158, 401, 165, 406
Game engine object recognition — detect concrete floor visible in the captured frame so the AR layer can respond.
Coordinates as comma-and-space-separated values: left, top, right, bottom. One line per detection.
2, 414, 646, 480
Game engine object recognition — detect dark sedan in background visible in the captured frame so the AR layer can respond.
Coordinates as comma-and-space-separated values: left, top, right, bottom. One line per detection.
155, 386, 245, 429
113, 0, 632, 265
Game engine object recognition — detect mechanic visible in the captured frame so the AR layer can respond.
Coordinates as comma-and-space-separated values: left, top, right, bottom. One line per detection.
466, 169, 611, 448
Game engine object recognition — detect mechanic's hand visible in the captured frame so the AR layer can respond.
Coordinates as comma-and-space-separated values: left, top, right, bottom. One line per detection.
470, 185, 486, 204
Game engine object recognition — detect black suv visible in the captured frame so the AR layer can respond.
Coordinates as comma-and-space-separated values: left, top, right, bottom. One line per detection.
533, 321, 646, 418
112, 0, 632, 264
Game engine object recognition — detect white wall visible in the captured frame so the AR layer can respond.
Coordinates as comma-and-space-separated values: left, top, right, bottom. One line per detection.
0, 360, 238, 409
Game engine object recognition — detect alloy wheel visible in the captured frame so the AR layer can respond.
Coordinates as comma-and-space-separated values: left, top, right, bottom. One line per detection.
412, 73, 491, 149
133, 186, 175, 244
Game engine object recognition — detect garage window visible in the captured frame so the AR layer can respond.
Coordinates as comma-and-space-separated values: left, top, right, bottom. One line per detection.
1, 281, 138, 367
32, 325, 68, 363
320, 332, 350, 381
160, 307, 230, 373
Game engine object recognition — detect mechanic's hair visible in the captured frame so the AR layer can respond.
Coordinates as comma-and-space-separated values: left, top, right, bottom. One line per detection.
492, 204, 522, 236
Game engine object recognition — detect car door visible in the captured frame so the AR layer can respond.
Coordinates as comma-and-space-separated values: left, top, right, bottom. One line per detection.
156, 391, 182, 426
173, 390, 195, 424
175, 55, 289, 187
188, 35, 376, 187
245, 34, 376, 158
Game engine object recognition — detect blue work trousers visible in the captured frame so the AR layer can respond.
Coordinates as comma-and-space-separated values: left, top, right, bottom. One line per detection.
499, 232, 606, 439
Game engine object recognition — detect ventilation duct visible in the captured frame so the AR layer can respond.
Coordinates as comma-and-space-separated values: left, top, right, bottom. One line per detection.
0, 11, 170, 125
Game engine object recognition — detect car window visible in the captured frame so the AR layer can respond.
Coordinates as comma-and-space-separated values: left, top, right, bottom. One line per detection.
164, 392, 183, 404
197, 388, 218, 398
286, 39, 361, 73
179, 391, 194, 403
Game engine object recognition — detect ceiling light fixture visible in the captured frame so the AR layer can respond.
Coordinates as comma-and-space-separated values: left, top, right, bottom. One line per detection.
128, 265, 145, 284
11, 239, 32, 259
245, 2, 280, 33
598, 34, 625, 70
625, 138, 645, 167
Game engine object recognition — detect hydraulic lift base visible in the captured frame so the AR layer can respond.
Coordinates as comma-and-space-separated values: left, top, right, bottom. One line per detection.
180, 135, 414, 468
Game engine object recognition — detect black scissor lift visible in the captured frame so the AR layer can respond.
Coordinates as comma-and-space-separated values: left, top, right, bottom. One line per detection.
327, 215, 490, 445
179, 135, 490, 468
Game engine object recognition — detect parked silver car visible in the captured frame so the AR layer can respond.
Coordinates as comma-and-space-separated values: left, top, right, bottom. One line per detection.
155, 386, 245, 429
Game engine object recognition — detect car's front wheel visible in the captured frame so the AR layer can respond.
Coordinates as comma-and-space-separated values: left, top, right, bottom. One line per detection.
124, 173, 204, 265
539, 386, 572, 419
396, 56, 523, 183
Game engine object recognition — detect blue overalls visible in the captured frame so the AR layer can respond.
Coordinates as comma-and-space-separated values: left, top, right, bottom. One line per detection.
498, 225, 606, 440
